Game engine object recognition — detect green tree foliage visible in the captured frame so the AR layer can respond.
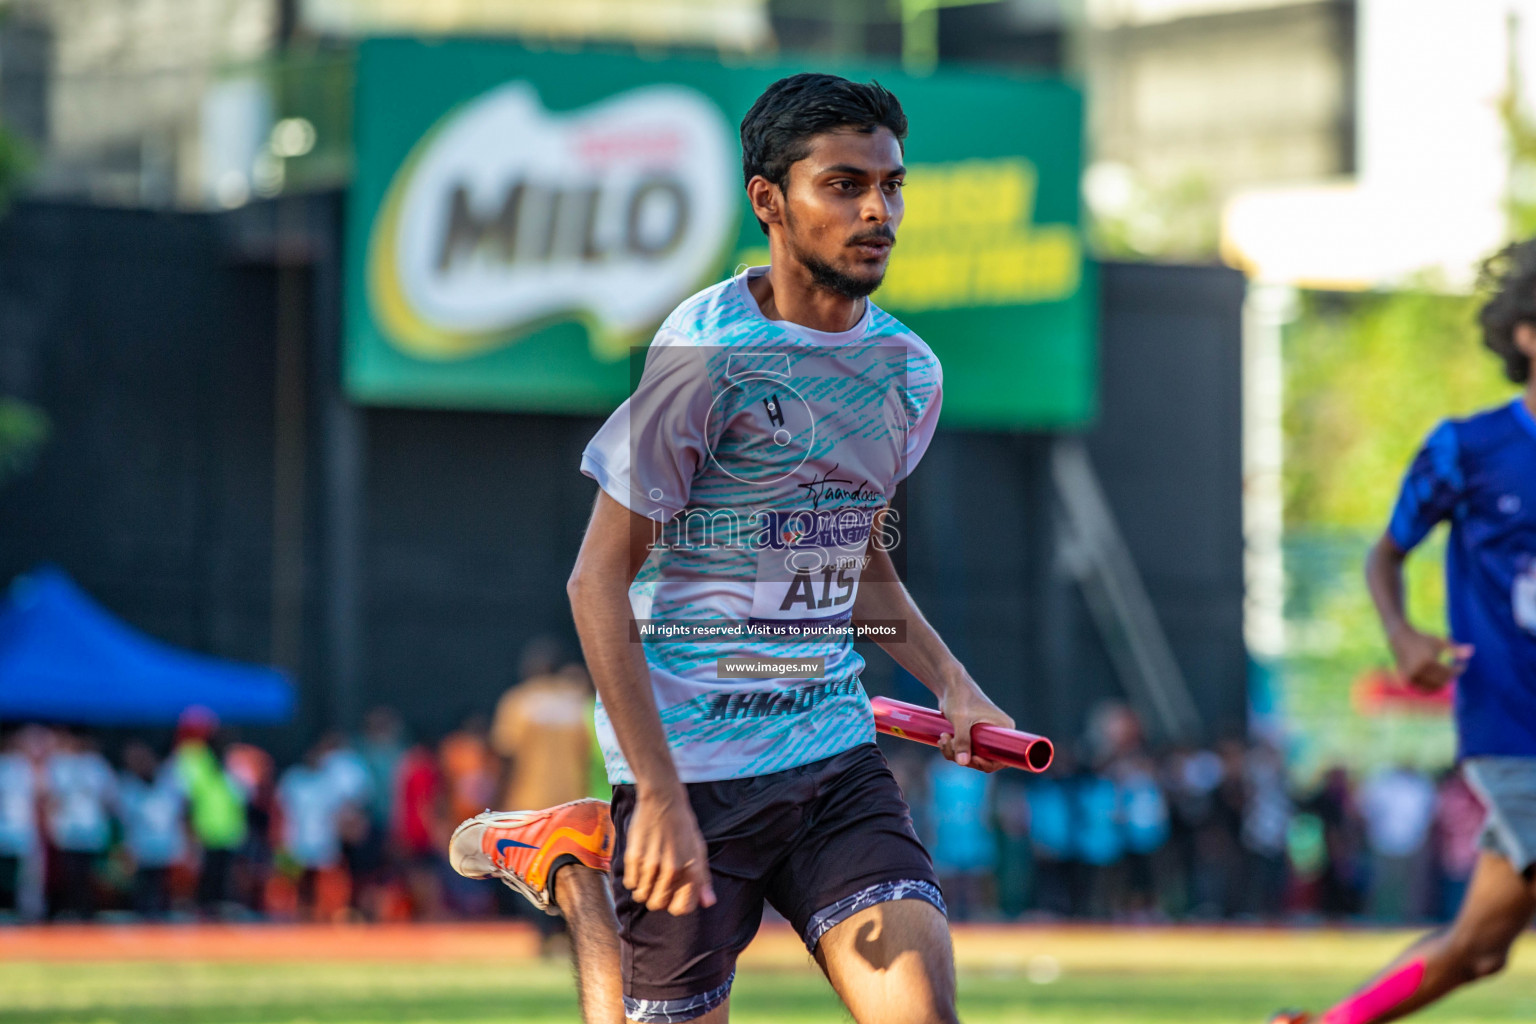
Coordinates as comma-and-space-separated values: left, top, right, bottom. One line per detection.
0, 118, 44, 485
1284, 289, 1512, 531
1498, 10, 1536, 239
1086, 168, 1222, 262
0, 125, 32, 214
0, 397, 48, 488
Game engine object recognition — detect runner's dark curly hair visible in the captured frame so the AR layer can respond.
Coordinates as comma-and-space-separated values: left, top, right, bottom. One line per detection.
1477, 239, 1536, 383
739, 74, 907, 235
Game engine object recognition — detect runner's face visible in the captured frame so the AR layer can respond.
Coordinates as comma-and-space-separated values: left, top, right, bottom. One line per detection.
778, 128, 905, 298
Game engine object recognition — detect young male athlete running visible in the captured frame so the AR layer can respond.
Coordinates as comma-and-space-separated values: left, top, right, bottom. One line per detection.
1271, 242, 1536, 1024
449, 74, 1014, 1024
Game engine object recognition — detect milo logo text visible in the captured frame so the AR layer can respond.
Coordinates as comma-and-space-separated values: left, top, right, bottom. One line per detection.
368, 82, 735, 361
436, 176, 690, 272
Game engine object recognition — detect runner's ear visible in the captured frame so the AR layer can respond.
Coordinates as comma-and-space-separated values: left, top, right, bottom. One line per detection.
746, 174, 782, 228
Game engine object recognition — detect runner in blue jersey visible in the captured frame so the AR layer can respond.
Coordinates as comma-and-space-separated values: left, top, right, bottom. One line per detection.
448, 74, 1013, 1024
1272, 242, 1536, 1024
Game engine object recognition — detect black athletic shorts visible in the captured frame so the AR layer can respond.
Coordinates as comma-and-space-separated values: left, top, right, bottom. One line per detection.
610, 742, 945, 1023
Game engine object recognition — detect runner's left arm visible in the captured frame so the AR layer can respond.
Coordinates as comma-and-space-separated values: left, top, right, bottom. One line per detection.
852, 527, 1013, 772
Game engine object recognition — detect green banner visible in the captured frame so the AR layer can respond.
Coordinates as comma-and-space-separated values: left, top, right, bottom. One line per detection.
346, 39, 1094, 427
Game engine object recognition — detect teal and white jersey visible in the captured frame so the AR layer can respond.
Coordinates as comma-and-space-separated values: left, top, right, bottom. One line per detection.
581, 266, 942, 784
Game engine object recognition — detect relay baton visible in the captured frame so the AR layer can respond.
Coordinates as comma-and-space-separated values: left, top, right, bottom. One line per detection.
871, 696, 1054, 773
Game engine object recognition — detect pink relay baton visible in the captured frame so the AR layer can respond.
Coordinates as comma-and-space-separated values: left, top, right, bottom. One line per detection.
871, 696, 1055, 773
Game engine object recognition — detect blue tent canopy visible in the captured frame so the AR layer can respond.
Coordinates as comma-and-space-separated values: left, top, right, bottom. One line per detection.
0, 567, 294, 725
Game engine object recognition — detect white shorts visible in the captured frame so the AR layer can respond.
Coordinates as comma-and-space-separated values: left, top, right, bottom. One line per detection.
1463, 756, 1536, 873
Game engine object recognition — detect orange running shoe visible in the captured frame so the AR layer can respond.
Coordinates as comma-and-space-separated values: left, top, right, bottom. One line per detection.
448, 798, 613, 915
1268, 1012, 1314, 1024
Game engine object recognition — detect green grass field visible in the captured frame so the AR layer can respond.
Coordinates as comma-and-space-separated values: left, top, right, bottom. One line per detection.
2, 928, 1533, 1023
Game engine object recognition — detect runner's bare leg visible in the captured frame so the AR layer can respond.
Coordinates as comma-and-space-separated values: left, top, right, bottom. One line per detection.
553, 865, 732, 1024
815, 899, 959, 1024
553, 865, 624, 1024
1308, 852, 1534, 1023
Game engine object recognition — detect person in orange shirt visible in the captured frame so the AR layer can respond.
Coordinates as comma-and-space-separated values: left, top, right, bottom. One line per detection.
492, 646, 602, 814
437, 716, 497, 833
489, 643, 602, 947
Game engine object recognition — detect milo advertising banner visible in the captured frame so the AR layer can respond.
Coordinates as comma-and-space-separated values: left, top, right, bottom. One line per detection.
347, 39, 1093, 427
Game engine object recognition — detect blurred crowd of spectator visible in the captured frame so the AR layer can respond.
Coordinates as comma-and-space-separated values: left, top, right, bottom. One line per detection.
0, 641, 601, 925
897, 702, 1484, 925
0, 667, 1484, 928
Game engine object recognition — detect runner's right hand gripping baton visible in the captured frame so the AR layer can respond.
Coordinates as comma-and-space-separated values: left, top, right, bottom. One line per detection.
871, 697, 1054, 773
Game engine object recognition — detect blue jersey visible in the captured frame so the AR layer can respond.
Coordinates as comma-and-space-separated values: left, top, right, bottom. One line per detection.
1388, 399, 1536, 758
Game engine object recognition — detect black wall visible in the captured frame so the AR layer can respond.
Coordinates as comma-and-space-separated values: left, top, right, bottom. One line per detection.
1086, 262, 1248, 741
0, 197, 1246, 759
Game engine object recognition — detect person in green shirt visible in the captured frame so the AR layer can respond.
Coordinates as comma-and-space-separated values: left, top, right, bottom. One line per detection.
172, 707, 247, 916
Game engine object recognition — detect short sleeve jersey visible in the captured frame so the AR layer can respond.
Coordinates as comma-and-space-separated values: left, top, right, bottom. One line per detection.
277, 765, 348, 870
581, 266, 943, 784
43, 751, 116, 853
117, 768, 187, 868
1387, 399, 1536, 758
0, 754, 36, 856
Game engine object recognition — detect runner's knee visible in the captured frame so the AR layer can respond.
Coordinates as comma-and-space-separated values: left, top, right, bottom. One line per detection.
553, 862, 609, 913
886, 996, 958, 1024
843, 985, 956, 1024
920, 1000, 960, 1024
1446, 931, 1513, 982
1465, 946, 1510, 981
819, 902, 958, 1024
